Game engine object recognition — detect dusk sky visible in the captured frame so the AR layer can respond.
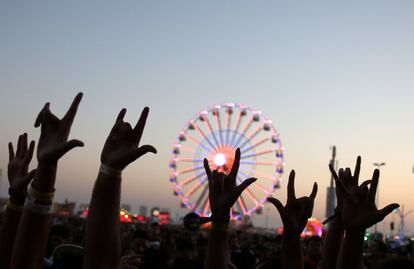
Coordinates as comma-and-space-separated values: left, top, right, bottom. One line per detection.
1, 1, 413, 233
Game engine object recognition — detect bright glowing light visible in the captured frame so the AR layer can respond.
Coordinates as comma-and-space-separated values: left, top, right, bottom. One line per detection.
214, 153, 226, 166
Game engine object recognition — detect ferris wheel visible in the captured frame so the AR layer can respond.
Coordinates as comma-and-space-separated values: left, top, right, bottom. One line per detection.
169, 103, 284, 221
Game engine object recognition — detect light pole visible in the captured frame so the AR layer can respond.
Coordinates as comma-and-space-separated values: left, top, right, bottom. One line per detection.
373, 162, 386, 236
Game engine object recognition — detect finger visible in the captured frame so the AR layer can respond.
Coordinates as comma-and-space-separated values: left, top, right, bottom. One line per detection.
309, 182, 318, 199
336, 175, 351, 198
8, 142, 15, 161
368, 169, 380, 204
204, 158, 212, 180
267, 197, 285, 215
34, 102, 50, 127
353, 156, 361, 183
329, 163, 339, 181
377, 203, 399, 222
24, 169, 37, 185
132, 107, 149, 142
287, 170, 296, 200
229, 148, 240, 180
116, 108, 127, 123
109, 108, 127, 136
23, 140, 35, 166
127, 145, 157, 163
345, 168, 352, 180
62, 92, 83, 126
21, 133, 28, 157
56, 139, 85, 158
235, 177, 257, 196
359, 179, 372, 190
338, 168, 344, 179
16, 134, 23, 157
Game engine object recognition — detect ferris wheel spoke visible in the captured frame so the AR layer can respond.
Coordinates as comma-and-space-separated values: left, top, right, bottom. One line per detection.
238, 126, 262, 149
237, 196, 247, 215
229, 110, 243, 146
237, 175, 259, 207
184, 176, 207, 198
174, 157, 205, 163
191, 121, 218, 152
213, 110, 224, 146
234, 115, 253, 147
224, 107, 232, 146
180, 170, 206, 186
241, 148, 275, 159
241, 136, 270, 154
202, 196, 210, 216
240, 166, 278, 183
239, 160, 276, 166
193, 184, 209, 211
173, 144, 196, 154
201, 114, 221, 149
185, 133, 213, 152
238, 169, 272, 195
176, 165, 205, 175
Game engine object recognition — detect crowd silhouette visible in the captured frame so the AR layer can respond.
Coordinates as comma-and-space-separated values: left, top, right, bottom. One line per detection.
0, 92, 412, 269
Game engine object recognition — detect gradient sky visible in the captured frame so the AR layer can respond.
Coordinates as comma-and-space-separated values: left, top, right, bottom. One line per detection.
1, 1, 413, 233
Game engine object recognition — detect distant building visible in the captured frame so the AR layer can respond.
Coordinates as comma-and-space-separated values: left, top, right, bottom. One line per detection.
52, 200, 76, 216
121, 204, 131, 212
139, 205, 147, 217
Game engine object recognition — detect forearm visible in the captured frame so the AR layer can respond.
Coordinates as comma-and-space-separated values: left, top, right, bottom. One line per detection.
83, 172, 122, 269
321, 217, 345, 269
10, 163, 56, 269
10, 211, 51, 269
338, 229, 365, 269
282, 232, 303, 269
206, 226, 229, 269
0, 200, 23, 269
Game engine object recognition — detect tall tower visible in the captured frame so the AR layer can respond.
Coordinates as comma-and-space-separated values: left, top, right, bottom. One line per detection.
0, 169, 2, 197
395, 205, 412, 241
325, 146, 336, 219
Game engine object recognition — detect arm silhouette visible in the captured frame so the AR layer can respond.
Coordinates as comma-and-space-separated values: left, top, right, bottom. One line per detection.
337, 158, 399, 269
268, 170, 318, 269
10, 93, 84, 269
204, 148, 256, 269
83, 107, 156, 269
0, 134, 35, 269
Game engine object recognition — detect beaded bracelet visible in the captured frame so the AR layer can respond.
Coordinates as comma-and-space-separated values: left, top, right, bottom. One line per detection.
99, 164, 122, 178
28, 184, 55, 204
6, 200, 24, 212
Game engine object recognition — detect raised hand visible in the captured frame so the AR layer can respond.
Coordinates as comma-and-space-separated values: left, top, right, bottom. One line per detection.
101, 107, 157, 170
7, 133, 36, 203
268, 170, 318, 235
34, 92, 84, 163
337, 166, 399, 231
330, 156, 361, 211
203, 148, 256, 223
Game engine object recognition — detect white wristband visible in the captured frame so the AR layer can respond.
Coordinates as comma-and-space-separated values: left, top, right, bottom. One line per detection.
24, 197, 52, 214
99, 164, 122, 178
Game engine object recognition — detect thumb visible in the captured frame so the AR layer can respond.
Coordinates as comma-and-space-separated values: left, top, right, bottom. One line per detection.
127, 145, 157, 163
56, 139, 84, 158
377, 203, 399, 221
24, 169, 37, 185
235, 177, 257, 196
267, 197, 285, 215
